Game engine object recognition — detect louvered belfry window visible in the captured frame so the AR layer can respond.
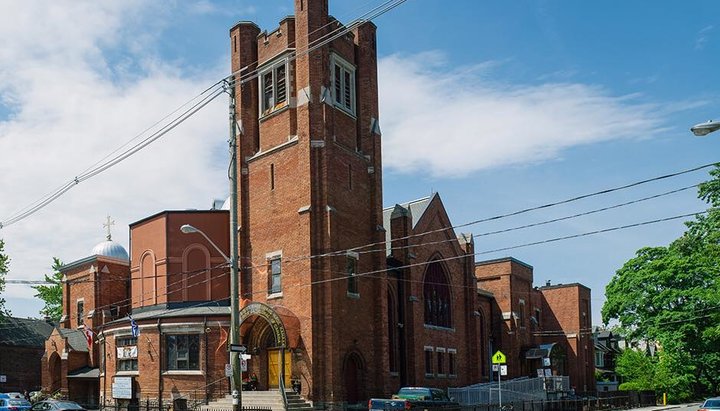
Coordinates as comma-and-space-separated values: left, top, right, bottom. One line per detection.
330, 54, 355, 116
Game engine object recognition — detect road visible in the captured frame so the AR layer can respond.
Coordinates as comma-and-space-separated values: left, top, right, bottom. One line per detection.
635, 403, 701, 411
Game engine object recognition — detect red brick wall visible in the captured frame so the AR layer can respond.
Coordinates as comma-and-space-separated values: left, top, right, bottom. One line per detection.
0, 345, 45, 391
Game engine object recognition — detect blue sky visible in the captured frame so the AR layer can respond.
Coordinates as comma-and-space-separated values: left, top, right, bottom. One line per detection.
0, 0, 719, 327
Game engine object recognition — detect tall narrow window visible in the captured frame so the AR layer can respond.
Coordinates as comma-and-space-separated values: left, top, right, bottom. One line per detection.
269, 256, 282, 294
270, 163, 275, 190
448, 349, 457, 376
423, 260, 452, 328
259, 60, 288, 117
348, 164, 353, 190
518, 300, 526, 328
76, 300, 84, 327
424, 347, 434, 376
330, 54, 356, 115
346, 252, 359, 295
436, 348, 445, 376
166, 334, 200, 370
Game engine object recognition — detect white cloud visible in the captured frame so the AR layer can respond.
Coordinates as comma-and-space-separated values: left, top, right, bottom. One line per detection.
0, 1, 229, 317
378, 52, 666, 178
695, 25, 714, 50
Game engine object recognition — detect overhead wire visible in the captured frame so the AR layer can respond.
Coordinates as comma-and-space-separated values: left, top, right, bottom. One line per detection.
0, 0, 406, 230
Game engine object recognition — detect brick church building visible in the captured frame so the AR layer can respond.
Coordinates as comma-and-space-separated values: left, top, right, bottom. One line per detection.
41, 0, 595, 408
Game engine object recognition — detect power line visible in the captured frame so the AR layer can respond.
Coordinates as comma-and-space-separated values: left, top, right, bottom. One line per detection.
0, 0, 407, 231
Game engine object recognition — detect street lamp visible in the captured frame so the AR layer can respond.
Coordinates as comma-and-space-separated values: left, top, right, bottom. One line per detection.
180, 223, 241, 411
690, 119, 720, 137
180, 224, 230, 261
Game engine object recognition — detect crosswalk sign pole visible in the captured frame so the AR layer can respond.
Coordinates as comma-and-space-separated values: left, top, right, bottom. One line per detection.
498, 370, 502, 409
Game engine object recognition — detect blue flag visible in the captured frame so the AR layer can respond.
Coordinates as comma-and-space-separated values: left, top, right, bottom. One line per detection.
129, 315, 139, 338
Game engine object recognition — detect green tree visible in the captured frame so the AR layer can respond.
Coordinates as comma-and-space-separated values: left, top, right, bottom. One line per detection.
0, 239, 10, 319
615, 348, 657, 391
32, 257, 64, 322
603, 166, 720, 399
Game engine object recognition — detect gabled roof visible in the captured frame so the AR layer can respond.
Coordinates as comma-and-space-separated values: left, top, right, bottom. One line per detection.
382, 196, 433, 256
0, 317, 54, 348
57, 328, 89, 352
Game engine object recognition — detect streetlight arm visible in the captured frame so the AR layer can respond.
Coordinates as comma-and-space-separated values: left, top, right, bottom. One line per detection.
180, 224, 231, 262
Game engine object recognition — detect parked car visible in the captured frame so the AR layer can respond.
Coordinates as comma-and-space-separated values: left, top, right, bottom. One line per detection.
369, 387, 460, 411
3, 398, 32, 411
29, 400, 84, 411
699, 397, 720, 411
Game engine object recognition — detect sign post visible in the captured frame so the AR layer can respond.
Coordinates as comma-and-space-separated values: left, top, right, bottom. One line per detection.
492, 351, 507, 409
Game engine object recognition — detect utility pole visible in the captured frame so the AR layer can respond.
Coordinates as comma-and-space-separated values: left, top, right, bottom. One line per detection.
227, 77, 242, 411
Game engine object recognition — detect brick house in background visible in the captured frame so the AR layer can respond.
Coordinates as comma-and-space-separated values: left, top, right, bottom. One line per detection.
0, 317, 53, 393
41, 0, 595, 408
41, 231, 130, 406
476, 258, 595, 392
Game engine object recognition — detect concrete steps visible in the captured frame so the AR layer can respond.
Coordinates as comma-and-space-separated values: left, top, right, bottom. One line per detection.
201, 390, 313, 411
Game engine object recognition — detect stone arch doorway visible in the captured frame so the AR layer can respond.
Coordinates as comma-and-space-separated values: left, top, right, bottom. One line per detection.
48, 352, 62, 393
342, 351, 365, 405
239, 302, 291, 389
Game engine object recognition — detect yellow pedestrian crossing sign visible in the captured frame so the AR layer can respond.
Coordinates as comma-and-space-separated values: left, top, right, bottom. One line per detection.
492, 350, 506, 364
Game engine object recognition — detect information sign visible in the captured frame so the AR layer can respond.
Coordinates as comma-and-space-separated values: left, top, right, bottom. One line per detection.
112, 376, 132, 399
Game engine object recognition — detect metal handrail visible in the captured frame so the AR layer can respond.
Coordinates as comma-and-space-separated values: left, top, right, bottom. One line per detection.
278, 374, 288, 410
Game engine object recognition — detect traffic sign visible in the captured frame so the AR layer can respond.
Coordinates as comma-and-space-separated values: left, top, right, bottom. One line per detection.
500, 365, 508, 376
492, 350, 506, 364
229, 344, 247, 353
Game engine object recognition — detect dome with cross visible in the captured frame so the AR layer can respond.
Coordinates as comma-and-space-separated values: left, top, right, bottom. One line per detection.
91, 215, 129, 261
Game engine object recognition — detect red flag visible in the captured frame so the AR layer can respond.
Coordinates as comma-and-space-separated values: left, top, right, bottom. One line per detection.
84, 327, 95, 348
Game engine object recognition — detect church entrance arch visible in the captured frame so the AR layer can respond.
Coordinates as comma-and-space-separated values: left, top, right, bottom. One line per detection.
239, 302, 291, 389
48, 352, 62, 393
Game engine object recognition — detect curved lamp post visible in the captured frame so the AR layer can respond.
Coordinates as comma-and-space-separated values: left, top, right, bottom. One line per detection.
180, 224, 230, 261
691, 119, 720, 137
180, 223, 240, 410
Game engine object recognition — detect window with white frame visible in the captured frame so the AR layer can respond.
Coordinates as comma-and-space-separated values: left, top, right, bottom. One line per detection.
595, 351, 604, 367
259, 60, 288, 117
518, 299, 526, 328
166, 334, 200, 371
448, 349, 457, 376
346, 252, 359, 296
330, 54, 355, 115
116, 336, 138, 371
424, 346, 434, 376
268, 255, 282, 294
436, 347, 446, 376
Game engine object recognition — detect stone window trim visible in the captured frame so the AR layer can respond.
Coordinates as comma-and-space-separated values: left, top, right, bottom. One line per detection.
165, 334, 201, 371
424, 346, 434, 377
76, 298, 85, 328
330, 53, 356, 117
162, 370, 205, 376
448, 349, 457, 377
266, 250, 282, 295
258, 55, 290, 118
436, 347, 446, 378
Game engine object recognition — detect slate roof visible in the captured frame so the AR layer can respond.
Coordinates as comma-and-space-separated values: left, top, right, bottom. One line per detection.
0, 317, 54, 348
382, 195, 433, 256
57, 328, 89, 352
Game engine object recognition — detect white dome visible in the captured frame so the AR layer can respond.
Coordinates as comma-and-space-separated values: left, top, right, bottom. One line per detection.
92, 240, 129, 261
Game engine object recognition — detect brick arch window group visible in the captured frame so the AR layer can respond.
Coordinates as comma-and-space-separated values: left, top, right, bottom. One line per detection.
423, 260, 452, 328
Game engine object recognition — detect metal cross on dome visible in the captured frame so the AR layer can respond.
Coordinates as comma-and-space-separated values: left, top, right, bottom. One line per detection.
103, 215, 115, 241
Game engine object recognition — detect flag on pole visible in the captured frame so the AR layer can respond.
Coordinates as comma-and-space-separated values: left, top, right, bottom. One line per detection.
129, 315, 139, 338
83, 327, 95, 349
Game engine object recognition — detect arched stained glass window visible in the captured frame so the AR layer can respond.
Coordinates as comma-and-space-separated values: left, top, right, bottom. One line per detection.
423, 260, 451, 327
